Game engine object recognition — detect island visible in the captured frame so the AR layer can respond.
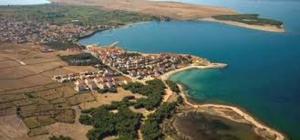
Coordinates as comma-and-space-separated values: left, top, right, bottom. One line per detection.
0, 1, 287, 140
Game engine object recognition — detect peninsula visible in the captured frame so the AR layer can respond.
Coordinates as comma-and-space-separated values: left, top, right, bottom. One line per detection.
0, 41, 287, 139
51, 44, 287, 140
202, 14, 285, 32
49, 0, 235, 20
49, 0, 285, 32
0, 1, 288, 140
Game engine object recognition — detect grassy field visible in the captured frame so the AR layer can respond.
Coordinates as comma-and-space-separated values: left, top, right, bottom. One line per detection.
0, 4, 159, 26
213, 14, 283, 27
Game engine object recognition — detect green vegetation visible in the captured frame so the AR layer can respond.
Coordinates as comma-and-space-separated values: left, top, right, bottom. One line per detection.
59, 53, 100, 66
79, 87, 180, 140
79, 99, 142, 140
44, 41, 84, 50
213, 14, 283, 27
142, 102, 177, 140
49, 135, 72, 140
79, 79, 182, 140
121, 82, 144, 93
165, 80, 180, 93
97, 86, 118, 94
122, 52, 142, 57
0, 4, 159, 26
123, 79, 166, 110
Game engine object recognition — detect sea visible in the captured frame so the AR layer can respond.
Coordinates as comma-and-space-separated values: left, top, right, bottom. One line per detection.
2, 0, 299, 139
80, 0, 300, 139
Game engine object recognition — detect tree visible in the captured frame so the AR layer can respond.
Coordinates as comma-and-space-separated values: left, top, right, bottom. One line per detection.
165, 80, 180, 93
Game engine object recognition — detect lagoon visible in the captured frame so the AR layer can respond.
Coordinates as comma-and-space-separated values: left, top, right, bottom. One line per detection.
80, 0, 300, 139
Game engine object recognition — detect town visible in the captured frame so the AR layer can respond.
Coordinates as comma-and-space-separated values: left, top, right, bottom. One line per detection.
87, 45, 203, 80
50, 44, 210, 93
0, 17, 108, 44
52, 67, 130, 93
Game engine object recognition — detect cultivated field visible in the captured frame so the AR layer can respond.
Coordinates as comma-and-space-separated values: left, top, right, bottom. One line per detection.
0, 43, 143, 140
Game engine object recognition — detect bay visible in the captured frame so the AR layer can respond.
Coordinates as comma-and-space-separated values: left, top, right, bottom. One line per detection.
80, 0, 300, 139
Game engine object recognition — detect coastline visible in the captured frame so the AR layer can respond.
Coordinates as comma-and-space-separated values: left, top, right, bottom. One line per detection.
49, 0, 286, 33
83, 25, 288, 140
179, 88, 286, 140
160, 64, 286, 140
200, 17, 285, 33
73, 3, 285, 139
160, 62, 228, 81
0, 0, 297, 139
78, 28, 108, 40
79, 21, 152, 45
80, 18, 285, 51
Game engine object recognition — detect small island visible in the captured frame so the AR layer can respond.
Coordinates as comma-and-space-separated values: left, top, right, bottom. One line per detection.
202, 14, 285, 32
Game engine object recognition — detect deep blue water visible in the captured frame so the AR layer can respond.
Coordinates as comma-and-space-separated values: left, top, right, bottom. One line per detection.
80, 0, 300, 139
0, 0, 50, 5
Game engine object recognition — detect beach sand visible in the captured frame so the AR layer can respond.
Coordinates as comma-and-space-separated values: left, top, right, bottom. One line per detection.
201, 18, 285, 33
160, 62, 228, 81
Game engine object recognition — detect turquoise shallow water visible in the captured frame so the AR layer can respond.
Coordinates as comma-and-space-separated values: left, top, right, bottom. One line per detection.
79, 0, 300, 139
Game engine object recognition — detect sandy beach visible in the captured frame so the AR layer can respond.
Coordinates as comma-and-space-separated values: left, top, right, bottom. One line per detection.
201, 18, 285, 33
160, 62, 228, 81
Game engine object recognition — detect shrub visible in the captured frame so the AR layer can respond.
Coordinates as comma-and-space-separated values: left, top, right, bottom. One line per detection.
165, 80, 180, 93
